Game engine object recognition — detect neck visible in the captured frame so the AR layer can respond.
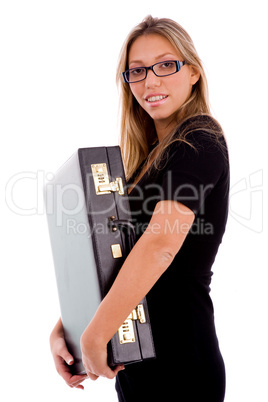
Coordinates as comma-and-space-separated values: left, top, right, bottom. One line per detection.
154, 118, 177, 142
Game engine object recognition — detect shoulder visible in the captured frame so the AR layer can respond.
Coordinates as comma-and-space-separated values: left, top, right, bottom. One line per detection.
170, 115, 228, 162
157, 115, 229, 183
176, 114, 223, 135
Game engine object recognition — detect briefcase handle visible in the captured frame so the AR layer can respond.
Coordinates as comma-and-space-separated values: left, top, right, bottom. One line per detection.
108, 218, 136, 255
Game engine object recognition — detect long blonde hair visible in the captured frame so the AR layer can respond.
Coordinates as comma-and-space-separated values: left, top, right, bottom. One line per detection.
116, 15, 223, 180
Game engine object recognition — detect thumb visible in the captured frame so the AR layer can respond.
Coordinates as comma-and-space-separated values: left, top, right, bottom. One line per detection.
114, 365, 125, 375
109, 365, 125, 378
58, 343, 74, 365
64, 354, 74, 365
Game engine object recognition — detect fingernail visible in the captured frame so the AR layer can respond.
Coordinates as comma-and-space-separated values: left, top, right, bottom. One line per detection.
67, 358, 74, 365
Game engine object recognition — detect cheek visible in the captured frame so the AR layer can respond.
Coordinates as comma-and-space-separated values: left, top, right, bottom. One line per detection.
172, 76, 192, 100
129, 85, 144, 108
130, 84, 141, 100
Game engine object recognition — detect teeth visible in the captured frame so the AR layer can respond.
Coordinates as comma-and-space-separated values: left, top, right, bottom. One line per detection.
147, 95, 167, 102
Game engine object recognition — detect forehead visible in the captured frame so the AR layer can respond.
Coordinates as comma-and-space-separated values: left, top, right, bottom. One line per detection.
128, 34, 180, 66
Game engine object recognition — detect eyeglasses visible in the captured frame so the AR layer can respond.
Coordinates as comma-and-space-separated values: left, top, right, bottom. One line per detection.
122, 60, 186, 84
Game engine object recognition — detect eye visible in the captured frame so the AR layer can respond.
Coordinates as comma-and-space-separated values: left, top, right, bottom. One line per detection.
154, 61, 177, 76
160, 62, 175, 69
130, 68, 145, 76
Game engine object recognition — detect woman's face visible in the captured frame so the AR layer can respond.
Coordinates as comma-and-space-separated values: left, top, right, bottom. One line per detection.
128, 34, 200, 139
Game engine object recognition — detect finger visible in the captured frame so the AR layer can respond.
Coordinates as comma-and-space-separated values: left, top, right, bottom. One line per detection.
61, 351, 74, 366
75, 384, 84, 390
85, 364, 124, 380
65, 376, 87, 388
87, 372, 99, 381
71, 376, 87, 389
56, 340, 74, 365
112, 365, 125, 376
71, 375, 88, 386
58, 362, 86, 386
54, 355, 73, 379
68, 383, 84, 390
101, 365, 122, 380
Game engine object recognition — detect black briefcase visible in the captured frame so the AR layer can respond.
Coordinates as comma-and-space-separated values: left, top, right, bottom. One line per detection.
45, 146, 155, 374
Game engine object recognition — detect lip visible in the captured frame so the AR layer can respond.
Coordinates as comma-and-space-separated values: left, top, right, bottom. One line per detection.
144, 93, 169, 107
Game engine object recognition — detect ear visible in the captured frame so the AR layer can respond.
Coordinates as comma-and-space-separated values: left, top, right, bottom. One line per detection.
189, 65, 201, 86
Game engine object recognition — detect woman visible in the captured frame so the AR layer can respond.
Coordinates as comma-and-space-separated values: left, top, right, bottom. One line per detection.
50, 16, 229, 401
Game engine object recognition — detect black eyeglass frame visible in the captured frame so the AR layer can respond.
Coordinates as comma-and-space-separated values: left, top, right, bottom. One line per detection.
122, 60, 186, 84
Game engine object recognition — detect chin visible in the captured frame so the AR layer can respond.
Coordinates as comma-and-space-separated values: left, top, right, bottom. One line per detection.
150, 113, 174, 124
146, 109, 169, 120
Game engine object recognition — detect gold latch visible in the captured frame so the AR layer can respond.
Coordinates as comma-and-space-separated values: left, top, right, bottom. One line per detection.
118, 304, 146, 344
136, 304, 146, 323
91, 163, 124, 195
111, 244, 122, 259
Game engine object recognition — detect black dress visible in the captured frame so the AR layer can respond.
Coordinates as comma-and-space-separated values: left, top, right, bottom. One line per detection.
115, 119, 229, 402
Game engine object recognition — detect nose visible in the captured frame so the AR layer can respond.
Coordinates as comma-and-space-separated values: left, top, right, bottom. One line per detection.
145, 69, 161, 88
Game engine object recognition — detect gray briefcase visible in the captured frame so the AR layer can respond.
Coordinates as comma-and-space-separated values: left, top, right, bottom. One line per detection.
45, 146, 155, 374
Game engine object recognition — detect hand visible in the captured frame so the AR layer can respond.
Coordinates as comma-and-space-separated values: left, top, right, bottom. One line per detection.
80, 327, 125, 381
50, 319, 87, 390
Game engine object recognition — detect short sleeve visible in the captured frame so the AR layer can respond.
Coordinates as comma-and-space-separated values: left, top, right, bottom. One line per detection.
161, 132, 229, 214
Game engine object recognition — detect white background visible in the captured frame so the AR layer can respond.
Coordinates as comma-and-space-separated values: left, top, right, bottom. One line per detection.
1, 0, 267, 401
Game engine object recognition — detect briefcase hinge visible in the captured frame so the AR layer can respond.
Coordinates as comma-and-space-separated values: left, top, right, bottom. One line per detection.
118, 304, 146, 344
91, 163, 124, 195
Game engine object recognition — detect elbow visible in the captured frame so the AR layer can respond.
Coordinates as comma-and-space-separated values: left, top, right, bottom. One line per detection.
158, 249, 175, 266
149, 242, 176, 270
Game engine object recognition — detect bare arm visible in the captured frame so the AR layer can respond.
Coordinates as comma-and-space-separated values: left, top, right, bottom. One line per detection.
81, 200, 194, 379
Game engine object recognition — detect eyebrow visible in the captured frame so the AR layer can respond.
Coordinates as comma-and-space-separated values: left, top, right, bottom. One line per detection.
129, 53, 177, 66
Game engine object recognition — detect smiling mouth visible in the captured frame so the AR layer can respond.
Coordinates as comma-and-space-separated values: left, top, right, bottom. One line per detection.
146, 95, 168, 103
